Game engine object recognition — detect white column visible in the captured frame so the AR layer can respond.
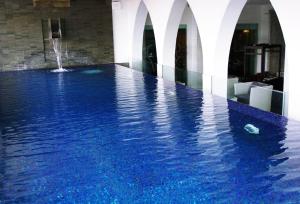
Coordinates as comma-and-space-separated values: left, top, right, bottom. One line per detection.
130, 1, 148, 70
160, 0, 187, 82
270, 0, 300, 120
112, 1, 130, 63
187, 0, 240, 94
186, 6, 203, 89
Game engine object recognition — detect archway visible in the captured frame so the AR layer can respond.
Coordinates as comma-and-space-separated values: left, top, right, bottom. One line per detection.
142, 15, 158, 76
226, 0, 285, 115
175, 4, 203, 89
162, 0, 203, 89
131, 1, 157, 75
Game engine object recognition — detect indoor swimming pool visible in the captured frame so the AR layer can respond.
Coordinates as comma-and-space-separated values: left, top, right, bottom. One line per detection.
0, 65, 300, 203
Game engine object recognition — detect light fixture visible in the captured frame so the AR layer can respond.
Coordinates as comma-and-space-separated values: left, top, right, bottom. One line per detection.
243, 29, 250, 33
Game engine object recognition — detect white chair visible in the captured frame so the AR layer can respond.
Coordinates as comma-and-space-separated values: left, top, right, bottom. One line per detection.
249, 86, 273, 112
227, 77, 239, 100
234, 82, 252, 96
234, 82, 273, 112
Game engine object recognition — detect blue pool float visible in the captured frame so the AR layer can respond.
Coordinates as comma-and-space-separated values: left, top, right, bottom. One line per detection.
244, 124, 260, 135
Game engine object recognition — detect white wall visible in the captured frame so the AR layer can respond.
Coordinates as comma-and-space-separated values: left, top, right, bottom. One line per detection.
112, 0, 300, 121
112, 1, 129, 63
238, 4, 272, 43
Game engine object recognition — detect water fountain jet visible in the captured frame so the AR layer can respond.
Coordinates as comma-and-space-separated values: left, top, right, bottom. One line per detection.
51, 38, 69, 73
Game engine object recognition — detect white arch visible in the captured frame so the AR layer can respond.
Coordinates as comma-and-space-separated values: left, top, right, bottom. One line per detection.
213, 0, 287, 101
130, 1, 148, 70
162, 0, 187, 68
213, 0, 248, 97
162, 0, 203, 82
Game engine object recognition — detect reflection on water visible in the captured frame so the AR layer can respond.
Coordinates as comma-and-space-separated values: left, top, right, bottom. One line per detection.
0, 66, 299, 203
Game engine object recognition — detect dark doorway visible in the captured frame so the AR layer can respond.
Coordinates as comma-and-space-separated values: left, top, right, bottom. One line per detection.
228, 24, 258, 78
143, 26, 157, 76
175, 26, 187, 84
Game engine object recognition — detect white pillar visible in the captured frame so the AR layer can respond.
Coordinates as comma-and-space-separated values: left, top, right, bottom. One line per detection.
130, 1, 148, 70
161, 0, 187, 82
186, 6, 203, 89
269, 0, 300, 120
187, 0, 238, 94
112, 1, 130, 63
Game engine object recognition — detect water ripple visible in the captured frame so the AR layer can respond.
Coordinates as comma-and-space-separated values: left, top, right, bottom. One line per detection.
0, 66, 299, 203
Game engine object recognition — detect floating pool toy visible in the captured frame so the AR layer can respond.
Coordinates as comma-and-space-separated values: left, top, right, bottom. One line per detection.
244, 124, 260, 135
82, 70, 103, 74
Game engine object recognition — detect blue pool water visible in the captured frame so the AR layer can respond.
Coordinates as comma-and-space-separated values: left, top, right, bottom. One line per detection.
0, 65, 300, 203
